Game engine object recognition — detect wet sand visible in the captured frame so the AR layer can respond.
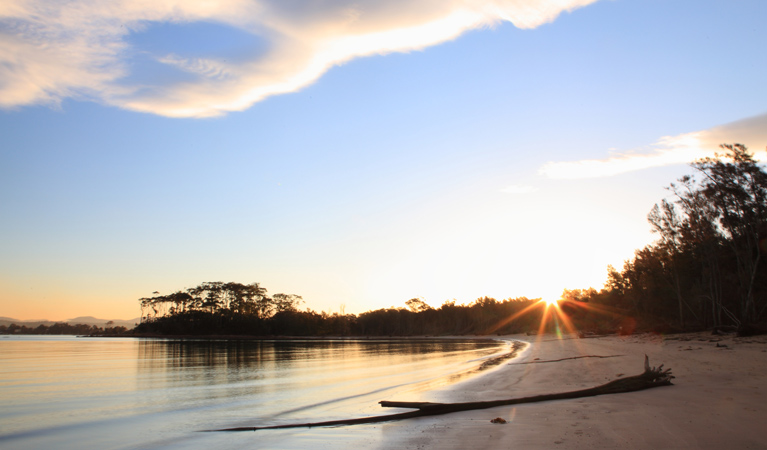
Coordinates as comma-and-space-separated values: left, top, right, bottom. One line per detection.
377, 332, 767, 449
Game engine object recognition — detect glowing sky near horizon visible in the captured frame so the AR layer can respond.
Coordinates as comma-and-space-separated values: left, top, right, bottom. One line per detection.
1, 0, 766, 321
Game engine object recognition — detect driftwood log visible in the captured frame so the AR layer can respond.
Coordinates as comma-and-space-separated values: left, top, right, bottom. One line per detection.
208, 355, 673, 432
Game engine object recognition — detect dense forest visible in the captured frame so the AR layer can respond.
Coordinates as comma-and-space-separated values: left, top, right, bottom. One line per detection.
582, 144, 767, 335
135, 144, 767, 337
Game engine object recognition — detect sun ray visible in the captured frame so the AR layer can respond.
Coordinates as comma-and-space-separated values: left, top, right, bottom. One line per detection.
481, 295, 637, 369
483, 300, 545, 335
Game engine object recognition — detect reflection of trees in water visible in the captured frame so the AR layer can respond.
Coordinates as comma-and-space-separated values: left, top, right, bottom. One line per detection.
135, 342, 286, 408
137, 340, 277, 394
136, 339, 503, 391
131, 339, 508, 416
139, 340, 276, 370
138, 339, 499, 366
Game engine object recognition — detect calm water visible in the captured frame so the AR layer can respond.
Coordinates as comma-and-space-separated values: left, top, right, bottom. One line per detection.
0, 336, 509, 449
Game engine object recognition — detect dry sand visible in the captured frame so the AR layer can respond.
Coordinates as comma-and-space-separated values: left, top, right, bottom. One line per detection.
375, 332, 767, 449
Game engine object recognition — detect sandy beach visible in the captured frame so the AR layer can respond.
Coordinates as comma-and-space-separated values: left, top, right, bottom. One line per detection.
376, 332, 767, 449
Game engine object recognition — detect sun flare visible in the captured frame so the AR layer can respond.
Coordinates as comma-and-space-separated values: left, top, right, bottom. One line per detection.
541, 297, 559, 307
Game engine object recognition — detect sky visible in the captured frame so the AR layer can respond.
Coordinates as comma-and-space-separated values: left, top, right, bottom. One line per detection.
1, 0, 766, 321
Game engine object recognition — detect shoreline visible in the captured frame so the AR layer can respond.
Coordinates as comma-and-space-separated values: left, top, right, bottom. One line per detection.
82, 333, 508, 341
9, 331, 767, 448
377, 331, 767, 449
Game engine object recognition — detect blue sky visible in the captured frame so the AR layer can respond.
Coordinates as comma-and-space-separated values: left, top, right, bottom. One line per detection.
1, 0, 766, 320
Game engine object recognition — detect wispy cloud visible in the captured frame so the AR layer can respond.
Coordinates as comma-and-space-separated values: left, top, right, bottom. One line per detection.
539, 113, 767, 179
0, 0, 598, 118
500, 184, 538, 194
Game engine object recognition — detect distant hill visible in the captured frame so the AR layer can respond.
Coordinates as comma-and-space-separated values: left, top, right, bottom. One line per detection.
0, 317, 57, 328
0, 316, 139, 329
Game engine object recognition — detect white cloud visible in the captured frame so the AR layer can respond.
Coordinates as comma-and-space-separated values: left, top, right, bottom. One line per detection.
539, 113, 767, 179
500, 184, 538, 194
0, 0, 599, 118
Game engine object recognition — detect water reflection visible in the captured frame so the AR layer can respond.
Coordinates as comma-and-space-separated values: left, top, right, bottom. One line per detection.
137, 339, 503, 375
1, 337, 506, 450
133, 338, 506, 421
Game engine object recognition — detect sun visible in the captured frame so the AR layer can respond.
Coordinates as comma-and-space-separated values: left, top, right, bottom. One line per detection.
540, 297, 560, 307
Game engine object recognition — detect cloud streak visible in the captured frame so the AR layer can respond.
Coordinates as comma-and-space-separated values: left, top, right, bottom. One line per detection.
539, 113, 767, 179
0, 0, 598, 118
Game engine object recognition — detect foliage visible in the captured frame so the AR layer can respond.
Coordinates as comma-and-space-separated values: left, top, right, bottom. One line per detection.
138, 282, 279, 319
578, 144, 767, 333
135, 286, 550, 336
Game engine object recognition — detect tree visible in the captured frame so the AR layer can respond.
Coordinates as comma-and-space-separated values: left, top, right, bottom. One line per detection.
272, 293, 304, 313
691, 144, 767, 324
405, 298, 431, 313
648, 199, 691, 327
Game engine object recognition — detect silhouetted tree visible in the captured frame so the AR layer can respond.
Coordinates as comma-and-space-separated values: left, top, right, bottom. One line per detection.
405, 298, 432, 313
596, 144, 767, 332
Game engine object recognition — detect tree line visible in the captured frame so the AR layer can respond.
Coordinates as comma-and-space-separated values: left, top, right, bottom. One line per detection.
136, 144, 766, 337
0, 322, 129, 335
135, 285, 633, 337
134, 281, 563, 336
